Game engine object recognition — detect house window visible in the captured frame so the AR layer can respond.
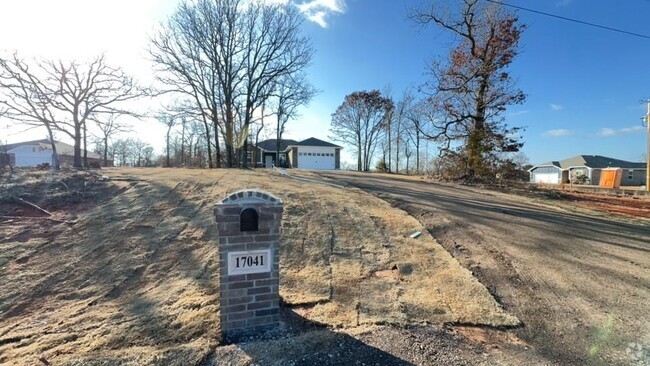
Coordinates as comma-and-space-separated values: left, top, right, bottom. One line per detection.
628, 170, 634, 180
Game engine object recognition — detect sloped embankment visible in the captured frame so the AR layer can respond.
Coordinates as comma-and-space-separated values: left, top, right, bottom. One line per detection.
0, 168, 516, 365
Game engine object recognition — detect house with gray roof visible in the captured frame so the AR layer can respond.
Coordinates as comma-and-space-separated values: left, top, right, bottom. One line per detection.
528, 155, 646, 186
254, 137, 342, 170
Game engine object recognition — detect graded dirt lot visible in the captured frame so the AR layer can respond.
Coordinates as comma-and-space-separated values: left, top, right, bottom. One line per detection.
0, 168, 547, 365
315, 170, 650, 366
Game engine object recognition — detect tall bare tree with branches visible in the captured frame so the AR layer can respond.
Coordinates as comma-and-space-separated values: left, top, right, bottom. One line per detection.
330, 90, 394, 172
0, 53, 146, 168
412, 0, 526, 179
94, 113, 129, 167
271, 73, 316, 166
151, 0, 313, 168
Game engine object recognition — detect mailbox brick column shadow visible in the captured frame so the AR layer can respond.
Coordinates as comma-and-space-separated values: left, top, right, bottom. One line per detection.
214, 189, 283, 343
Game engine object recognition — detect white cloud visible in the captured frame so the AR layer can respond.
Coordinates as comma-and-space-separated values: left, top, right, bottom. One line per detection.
550, 104, 563, 111
306, 11, 328, 28
620, 126, 645, 133
296, 0, 345, 28
543, 129, 572, 137
599, 128, 616, 137
599, 125, 645, 137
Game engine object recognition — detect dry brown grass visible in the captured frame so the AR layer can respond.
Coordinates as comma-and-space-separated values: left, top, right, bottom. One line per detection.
0, 168, 516, 365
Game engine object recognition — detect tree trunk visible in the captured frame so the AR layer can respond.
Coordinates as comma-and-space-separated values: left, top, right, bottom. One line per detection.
388, 122, 392, 173
204, 117, 213, 169
103, 135, 109, 167
180, 121, 185, 166
357, 134, 362, 172
416, 129, 420, 174
225, 104, 234, 168
242, 137, 249, 169
406, 156, 410, 175
73, 126, 82, 168
276, 112, 281, 169
396, 134, 400, 173
213, 119, 221, 168
83, 120, 88, 167
46, 124, 60, 170
166, 126, 171, 168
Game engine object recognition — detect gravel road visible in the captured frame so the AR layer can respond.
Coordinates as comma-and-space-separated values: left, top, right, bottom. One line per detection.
317, 171, 650, 366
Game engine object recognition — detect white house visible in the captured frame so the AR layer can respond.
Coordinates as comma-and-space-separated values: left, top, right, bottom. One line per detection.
1, 139, 111, 167
528, 155, 646, 186
255, 137, 342, 170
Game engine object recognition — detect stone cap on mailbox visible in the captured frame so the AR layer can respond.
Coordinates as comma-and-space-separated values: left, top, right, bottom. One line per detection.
220, 189, 283, 205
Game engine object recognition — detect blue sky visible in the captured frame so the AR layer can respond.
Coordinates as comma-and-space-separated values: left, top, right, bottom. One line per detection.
1, 0, 649, 165
295, 0, 650, 164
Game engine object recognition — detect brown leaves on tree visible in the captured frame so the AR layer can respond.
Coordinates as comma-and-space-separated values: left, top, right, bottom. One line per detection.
412, 0, 526, 180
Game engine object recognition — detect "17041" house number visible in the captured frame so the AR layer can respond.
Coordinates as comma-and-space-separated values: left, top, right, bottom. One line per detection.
227, 249, 271, 275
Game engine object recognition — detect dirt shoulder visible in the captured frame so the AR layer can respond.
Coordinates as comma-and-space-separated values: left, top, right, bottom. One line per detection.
1, 168, 534, 365
314, 170, 650, 366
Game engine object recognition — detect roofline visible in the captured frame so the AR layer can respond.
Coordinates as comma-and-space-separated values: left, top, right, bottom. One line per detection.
528, 164, 561, 172
286, 144, 343, 149
257, 146, 291, 153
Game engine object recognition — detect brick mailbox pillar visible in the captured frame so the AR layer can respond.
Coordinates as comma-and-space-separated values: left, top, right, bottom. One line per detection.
214, 189, 282, 342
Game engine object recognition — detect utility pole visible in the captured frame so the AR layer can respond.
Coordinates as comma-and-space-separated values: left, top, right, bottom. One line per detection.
645, 99, 650, 191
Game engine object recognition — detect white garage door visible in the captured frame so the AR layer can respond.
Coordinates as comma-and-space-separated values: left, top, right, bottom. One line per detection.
298, 150, 335, 170
533, 173, 559, 184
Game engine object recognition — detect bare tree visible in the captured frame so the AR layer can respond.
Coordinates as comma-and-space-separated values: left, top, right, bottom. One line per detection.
151, 0, 313, 169
412, 0, 526, 179
239, 2, 313, 167
112, 138, 132, 167
0, 139, 14, 174
0, 53, 62, 169
330, 90, 393, 172
142, 145, 155, 167
0, 53, 146, 168
404, 97, 426, 174
149, 0, 236, 168
161, 114, 177, 167
94, 113, 129, 167
271, 73, 316, 166
390, 90, 416, 173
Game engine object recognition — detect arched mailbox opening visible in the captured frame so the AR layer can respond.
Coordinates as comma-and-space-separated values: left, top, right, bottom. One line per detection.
240, 208, 259, 232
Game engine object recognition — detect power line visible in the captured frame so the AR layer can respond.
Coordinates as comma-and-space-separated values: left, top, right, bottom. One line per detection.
484, 0, 650, 40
